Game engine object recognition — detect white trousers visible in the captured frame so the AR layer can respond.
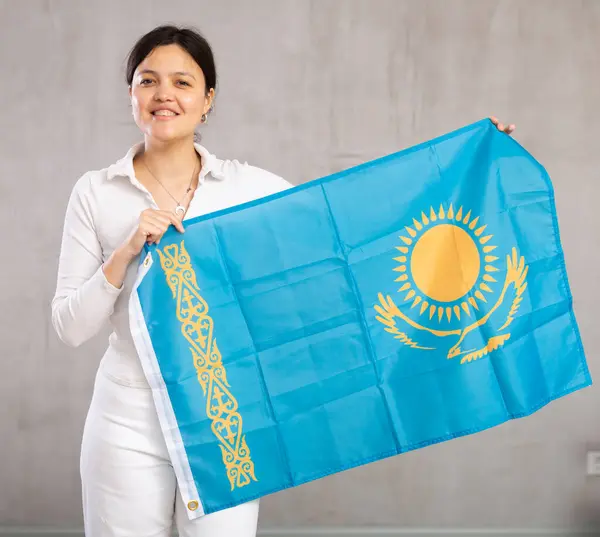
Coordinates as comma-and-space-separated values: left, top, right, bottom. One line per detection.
80, 365, 260, 537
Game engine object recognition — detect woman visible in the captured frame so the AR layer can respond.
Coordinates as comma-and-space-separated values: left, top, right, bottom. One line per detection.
51, 24, 515, 537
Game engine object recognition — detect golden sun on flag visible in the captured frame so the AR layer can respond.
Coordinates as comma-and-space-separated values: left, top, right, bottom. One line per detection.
393, 204, 500, 323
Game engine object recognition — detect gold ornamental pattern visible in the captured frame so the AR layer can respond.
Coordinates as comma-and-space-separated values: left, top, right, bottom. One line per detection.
157, 241, 258, 490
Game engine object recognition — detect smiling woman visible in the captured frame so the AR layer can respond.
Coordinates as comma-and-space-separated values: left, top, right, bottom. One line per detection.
50, 22, 516, 537
50, 24, 293, 537
126, 28, 216, 145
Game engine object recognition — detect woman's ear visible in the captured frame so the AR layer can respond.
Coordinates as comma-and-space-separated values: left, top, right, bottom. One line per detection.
205, 88, 215, 113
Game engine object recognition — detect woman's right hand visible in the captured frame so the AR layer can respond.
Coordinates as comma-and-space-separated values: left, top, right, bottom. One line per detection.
124, 208, 185, 257
102, 209, 185, 289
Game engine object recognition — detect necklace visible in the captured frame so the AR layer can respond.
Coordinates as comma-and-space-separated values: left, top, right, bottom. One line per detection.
141, 156, 199, 216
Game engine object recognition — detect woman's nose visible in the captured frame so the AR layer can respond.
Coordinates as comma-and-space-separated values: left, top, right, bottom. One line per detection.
154, 84, 174, 102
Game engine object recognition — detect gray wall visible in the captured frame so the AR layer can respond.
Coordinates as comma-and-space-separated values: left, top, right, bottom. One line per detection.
1, 0, 599, 533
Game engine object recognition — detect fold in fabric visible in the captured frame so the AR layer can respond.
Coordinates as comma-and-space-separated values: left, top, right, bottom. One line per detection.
129, 118, 590, 520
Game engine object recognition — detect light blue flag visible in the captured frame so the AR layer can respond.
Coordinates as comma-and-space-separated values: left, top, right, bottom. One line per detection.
129, 118, 590, 519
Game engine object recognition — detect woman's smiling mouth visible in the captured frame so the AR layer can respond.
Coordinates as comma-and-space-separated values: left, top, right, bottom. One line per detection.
152, 109, 179, 120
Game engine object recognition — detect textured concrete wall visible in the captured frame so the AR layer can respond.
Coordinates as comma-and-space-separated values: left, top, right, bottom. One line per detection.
1, 0, 599, 532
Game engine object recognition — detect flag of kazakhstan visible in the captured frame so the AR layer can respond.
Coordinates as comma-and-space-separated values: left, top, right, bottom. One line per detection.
130, 118, 590, 519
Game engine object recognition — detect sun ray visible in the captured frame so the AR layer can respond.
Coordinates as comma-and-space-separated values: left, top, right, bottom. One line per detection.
461, 302, 471, 316
446, 307, 452, 322
454, 305, 461, 320
429, 207, 437, 222
438, 307, 444, 322
469, 216, 479, 230
404, 290, 416, 301
484, 265, 499, 272
468, 297, 479, 310
429, 305, 436, 319
483, 274, 497, 283
395, 265, 407, 272
456, 206, 463, 221
474, 225, 487, 237
421, 211, 429, 226
485, 255, 499, 262
483, 245, 497, 253
475, 290, 487, 302
405, 226, 417, 238
398, 283, 411, 291
400, 236, 412, 245
393, 257, 407, 264
447, 204, 454, 219
420, 301, 429, 315
480, 283, 493, 293
463, 210, 472, 224
395, 274, 408, 281
438, 205, 445, 219
411, 296, 422, 309
479, 235, 493, 244
413, 218, 423, 231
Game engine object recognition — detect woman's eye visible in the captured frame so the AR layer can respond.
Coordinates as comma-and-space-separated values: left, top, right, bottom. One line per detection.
140, 79, 154, 85
177, 80, 191, 87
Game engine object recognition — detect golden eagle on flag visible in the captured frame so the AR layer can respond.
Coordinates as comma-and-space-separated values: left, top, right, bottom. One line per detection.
375, 205, 528, 364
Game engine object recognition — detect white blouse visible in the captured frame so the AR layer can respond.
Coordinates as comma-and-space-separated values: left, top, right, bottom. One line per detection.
51, 142, 292, 387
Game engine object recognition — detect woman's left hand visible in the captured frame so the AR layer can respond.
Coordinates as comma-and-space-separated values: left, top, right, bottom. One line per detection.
490, 116, 516, 135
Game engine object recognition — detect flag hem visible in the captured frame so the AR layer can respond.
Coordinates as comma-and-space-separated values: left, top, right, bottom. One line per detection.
128, 252, 206, 520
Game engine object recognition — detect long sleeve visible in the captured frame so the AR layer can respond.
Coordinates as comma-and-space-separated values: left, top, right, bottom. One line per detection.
51, 175, 123, 347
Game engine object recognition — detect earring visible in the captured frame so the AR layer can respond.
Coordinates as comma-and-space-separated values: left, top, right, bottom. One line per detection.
201, 113, 208, 124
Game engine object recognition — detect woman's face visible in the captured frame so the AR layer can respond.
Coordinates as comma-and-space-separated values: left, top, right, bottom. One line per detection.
129, 44, 214, 143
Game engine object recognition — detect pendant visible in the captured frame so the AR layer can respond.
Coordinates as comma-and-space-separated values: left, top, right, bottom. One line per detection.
175, 205, 186, 216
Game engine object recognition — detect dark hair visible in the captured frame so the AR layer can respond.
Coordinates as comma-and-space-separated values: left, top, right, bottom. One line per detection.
125, 25, 217, 96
